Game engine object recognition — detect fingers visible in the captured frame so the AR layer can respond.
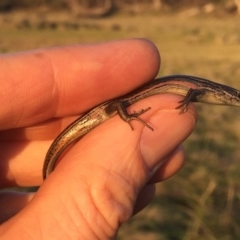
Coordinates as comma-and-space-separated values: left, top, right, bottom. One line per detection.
125, 147, 185, 216
0, 39, 160, 129
133, 184, 156, 215
148, 145, 185, 183
0, 39, 160, 187
42, 95, 196, 233
0, 95, 197, 239
0, 147, 184, 222
0, 40, 197, 239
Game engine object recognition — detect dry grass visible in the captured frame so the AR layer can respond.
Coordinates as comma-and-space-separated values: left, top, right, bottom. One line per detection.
1, 10, 240, 239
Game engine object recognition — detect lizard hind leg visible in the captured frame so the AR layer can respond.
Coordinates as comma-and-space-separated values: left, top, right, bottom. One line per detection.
116, 102, 153, 131
176, 88, 203, 114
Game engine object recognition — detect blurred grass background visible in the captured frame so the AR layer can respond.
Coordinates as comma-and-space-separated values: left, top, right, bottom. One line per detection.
1, 1, 240, 239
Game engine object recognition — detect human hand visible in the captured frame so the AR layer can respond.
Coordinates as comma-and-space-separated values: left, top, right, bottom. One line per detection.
0, 39, 196, 239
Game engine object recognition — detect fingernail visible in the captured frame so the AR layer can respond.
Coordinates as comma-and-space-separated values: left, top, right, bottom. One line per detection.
139, 109, 196, 174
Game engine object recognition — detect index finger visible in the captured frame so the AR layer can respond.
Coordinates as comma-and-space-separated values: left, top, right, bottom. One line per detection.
0, 39, 160, 130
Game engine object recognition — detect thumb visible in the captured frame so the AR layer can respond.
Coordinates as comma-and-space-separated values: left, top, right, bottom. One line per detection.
0, 94, 196, 239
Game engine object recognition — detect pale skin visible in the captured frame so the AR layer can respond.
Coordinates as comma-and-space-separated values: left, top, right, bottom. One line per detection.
0, 39, 196, 239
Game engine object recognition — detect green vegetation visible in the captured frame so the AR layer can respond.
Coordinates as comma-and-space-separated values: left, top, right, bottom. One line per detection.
1, 10, 240, 239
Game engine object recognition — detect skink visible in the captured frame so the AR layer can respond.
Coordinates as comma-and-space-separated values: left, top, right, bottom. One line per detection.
43, 75, 240, 179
